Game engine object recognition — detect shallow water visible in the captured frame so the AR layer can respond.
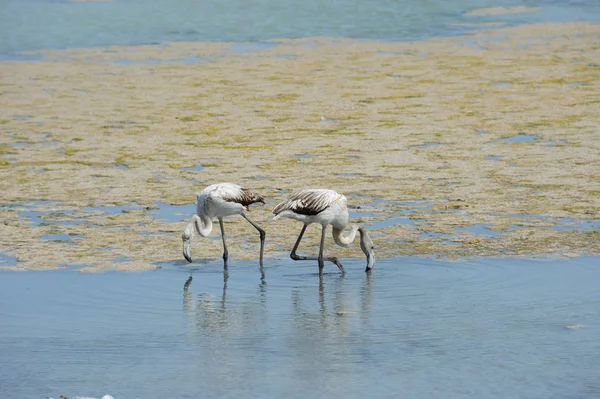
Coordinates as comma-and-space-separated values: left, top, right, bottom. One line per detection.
1, 256, 599, 398
502, 133, 539, 143
1, 0, 600, 55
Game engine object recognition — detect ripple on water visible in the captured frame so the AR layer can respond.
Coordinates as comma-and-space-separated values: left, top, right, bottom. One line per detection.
9, 201, 145, 226
485, 155, 503, 160
40, 233, 84, 244
502, 133, 538, 143
552, 217, 600, 232
411, 142, 440, 149
19, 208, 87, 226
0, 252, 18, 268
180, 163, 205, 171
148, 201, 193, 223
367, 216, 415, 229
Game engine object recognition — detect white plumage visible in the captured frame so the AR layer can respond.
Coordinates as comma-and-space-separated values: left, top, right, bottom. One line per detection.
182, 182, 265, 266
273, 189, 375, 273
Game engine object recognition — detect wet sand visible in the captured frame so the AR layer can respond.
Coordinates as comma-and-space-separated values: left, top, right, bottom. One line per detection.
1, 21, 599, 271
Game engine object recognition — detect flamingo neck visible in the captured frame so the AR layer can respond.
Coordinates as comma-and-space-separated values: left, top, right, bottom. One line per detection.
192, 213, 213, 237
332, 224, 359, 247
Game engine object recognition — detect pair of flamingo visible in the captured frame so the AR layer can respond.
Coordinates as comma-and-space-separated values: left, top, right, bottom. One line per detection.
181, 182, 375, 273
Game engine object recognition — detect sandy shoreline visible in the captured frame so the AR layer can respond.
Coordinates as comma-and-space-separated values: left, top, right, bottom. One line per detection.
1, 21, 599, 271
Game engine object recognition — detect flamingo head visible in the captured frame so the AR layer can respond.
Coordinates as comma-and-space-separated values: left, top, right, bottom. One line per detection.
182, 226, 193, 263
358, 226, 375, 272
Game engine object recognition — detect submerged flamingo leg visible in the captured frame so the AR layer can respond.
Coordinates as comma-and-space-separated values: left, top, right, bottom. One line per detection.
289, 224, 345, 274
317, 225, 326, 271
241, 213, 266, 267
218, 217, 228, 267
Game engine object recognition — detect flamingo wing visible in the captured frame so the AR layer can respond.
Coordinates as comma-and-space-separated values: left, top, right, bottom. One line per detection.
213, 183, 265, 206
273, 189, 342, 216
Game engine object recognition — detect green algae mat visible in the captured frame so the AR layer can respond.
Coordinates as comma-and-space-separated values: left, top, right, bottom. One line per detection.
1, 22, 599, 271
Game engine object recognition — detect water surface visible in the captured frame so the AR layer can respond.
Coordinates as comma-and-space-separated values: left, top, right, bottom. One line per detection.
1, 0, 600, 55
1, 256, 599, 398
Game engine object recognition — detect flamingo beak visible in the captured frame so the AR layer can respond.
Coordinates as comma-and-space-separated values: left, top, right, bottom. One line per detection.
182, 238, 192, 263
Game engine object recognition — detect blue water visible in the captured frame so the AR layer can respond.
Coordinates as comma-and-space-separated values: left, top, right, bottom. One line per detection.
1, 0, 600, 55
1, 256, 599, 398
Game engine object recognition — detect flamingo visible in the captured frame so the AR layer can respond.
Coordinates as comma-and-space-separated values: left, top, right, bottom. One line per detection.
273, 189, 375, 273
182, 183, 266, 266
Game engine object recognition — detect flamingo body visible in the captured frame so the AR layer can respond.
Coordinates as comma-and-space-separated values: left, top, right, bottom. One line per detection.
196, 183, 263, 223
182, 182, 265, 266
273, 189, 375, 273
273, 189, 348, 228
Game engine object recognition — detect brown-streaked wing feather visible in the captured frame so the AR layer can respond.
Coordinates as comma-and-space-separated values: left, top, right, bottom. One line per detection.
222, 186, 264, 206
273, 189, 340, 216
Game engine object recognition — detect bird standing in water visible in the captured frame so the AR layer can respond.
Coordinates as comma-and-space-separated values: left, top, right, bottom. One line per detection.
273, 188, 375, 273
182, 183, 266, 267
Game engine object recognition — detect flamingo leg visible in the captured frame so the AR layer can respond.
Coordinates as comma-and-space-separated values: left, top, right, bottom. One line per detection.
317, 224, 327, 271
218, 217, 229, 267
289, 224, 345, 274
290, 224, 308, 261
241, 213, 266, 267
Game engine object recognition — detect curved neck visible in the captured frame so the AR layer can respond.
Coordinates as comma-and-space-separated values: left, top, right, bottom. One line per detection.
192, 213, 213, 237
332, 224, 359, 247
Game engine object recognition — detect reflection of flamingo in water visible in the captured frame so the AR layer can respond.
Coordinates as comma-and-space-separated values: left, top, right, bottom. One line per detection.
273, 189, 375, 273
182, 183, 266, 267
182, 269, 267, 336
183, 271, 229, 334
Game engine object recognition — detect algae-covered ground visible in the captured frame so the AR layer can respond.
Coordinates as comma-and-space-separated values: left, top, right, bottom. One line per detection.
1, 21, 599, 271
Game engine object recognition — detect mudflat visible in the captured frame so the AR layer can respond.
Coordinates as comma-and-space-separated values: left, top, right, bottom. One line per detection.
1, 21, 599, 271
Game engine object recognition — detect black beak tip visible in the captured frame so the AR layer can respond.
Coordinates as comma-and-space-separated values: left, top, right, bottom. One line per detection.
184, 254, 192, 263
